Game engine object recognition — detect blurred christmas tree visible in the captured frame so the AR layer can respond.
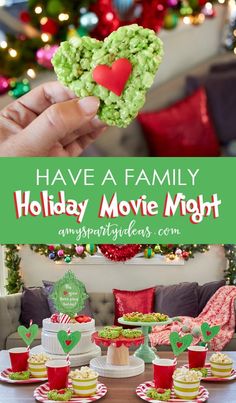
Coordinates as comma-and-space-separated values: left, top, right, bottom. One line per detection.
5, 244, 24, 294
224, 0, 236, 53
224, 244, 236, 285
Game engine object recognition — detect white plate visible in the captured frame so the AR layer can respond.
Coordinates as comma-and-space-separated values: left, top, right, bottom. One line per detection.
0, 368, 47, 384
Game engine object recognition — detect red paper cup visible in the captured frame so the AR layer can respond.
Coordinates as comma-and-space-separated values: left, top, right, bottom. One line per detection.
153, 358, 176, 389
9, 347, 29, 372
188, 346, 208, 369
46, 360, 70, 390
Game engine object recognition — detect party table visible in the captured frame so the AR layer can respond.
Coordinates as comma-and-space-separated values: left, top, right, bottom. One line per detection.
0, 350, 236, 403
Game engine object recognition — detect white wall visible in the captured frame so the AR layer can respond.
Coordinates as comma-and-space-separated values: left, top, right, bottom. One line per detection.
5, 245, 227, 293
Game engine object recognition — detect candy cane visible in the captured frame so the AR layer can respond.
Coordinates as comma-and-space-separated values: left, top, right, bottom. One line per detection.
27, 319, 33, 354
66, 328, 71, 365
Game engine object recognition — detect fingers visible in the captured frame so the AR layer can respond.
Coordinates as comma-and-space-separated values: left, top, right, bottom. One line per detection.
65, 127, 106, 157
61, 115, 106, 147
8, 96, 100, 156
0, 82, 76, 129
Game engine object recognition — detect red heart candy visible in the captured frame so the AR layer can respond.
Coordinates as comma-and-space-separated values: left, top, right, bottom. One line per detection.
156, 388, 165, 394
92, 58, 132, 97
177, 342, 183, 348
206, 331, 211, 336
65, 340, 72, 346
26, 333, 31, 338
63, 291, 68, 296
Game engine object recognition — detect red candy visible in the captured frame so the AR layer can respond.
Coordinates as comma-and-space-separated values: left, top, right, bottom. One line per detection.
74, 315, 92, 323
156, 388, 165, 394
51, 314, 60, 323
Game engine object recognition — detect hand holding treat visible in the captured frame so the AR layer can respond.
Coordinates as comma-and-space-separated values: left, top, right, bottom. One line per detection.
52, 24, 163, 128
70, 366, 98, 397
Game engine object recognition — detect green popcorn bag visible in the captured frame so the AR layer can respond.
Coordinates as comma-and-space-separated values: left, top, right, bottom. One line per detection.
52, 24, 163, 128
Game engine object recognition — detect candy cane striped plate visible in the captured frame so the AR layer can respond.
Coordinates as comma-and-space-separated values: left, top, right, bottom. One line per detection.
136, 381, 209, 402
0, 368, 47, 384
183, 363, 236, 382
34, 381, 107, 402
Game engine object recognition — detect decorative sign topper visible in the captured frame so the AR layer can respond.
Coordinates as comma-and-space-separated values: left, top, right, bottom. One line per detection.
50, 270, 88, 317
18, 324, 39, 346
201, 322, 220, 343
169, 332, 193, 357
57, 330, 81, 354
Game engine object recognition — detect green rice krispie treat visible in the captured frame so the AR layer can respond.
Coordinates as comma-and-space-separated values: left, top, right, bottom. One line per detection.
9, 371, 30, 380
47, 388, 73, 401
146, 388, 171, 401
98, 328, 120, 339
122, 329, 143, 338
52, 24, 163, 128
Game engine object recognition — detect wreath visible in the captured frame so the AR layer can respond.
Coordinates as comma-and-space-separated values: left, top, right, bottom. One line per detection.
99, 244, 142, 261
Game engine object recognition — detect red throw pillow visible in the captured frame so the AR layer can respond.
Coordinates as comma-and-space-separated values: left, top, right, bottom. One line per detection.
138, 88, 220, 157
113, 287, 155, 326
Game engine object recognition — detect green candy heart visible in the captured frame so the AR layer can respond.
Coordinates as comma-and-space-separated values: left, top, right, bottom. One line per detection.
201, 322, 220, 343
52, 24, 163, 128
169, 332, 193, 356
57, 330, 81, 354
18, 324, 39, 346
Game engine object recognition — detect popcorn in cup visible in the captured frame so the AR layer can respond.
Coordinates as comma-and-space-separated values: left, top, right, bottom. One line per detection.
28, 353, 49, 378
210, 353, 233, 378
70, 367, 98, 397
173, 368, 202, 400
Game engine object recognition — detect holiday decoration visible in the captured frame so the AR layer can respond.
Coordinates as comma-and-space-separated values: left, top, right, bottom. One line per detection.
75, 245, 85, 255
113, 0, 135, 19
57, 329, 81, 353
85, 244, 97, 255
79, 12, 99, 32
36, 44, 59, 69
50, 270, 88, 317
18, 323, 39, 346
144, 247, 155, 259
57, 249, 64, 257
169, 332, 193, 356
5, 245, 23, 294
99, 244, 141, 261
8, 79, 31, 99
49, 252, 56, 259
164, 10, 179, 29
201, 322, 220, 343
52, 24, 163, 128
64, 255, 71, 263
92, 58, 133, 96
225, 0, 236, 53
224, 245, 236, 285
0, 76, 10, 95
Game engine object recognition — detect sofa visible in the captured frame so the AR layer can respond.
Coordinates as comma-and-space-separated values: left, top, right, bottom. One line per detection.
1, 290, 236, 351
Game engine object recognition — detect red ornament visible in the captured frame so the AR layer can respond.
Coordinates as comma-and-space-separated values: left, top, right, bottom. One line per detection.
19, 10, 31, 24
99, 244, 141, 261
41, 18, 59, 35
167, 244, 174, 248
0, 76, 10, 95
90, 0, 120, 39
93, 58, 132, 96
48, 245, 55, 251
182, 251, 189, 259
138, 0, 167, 32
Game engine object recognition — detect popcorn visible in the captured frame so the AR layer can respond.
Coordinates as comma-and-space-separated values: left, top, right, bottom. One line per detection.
70, 366, 98, 380
28, 353, 49, 364
173, 367, 202, 382
210, 353, 233, 364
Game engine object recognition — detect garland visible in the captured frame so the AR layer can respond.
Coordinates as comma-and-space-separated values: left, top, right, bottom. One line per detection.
4, 244, 236, 294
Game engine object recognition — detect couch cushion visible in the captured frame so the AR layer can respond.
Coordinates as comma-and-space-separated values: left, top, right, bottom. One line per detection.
20, 287, 51, 327
89, 293, 114, 326
42, 280, 93, 317
138, 88, 220, 157
113, 287, 155, 326
155, 282, 199, 318
198, 280, 226, 315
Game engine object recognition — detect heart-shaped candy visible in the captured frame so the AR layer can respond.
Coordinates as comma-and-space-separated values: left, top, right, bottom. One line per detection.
57, 330, 81, 354
201, 322, 220, 343
52, 24, 163, 128
169, 332, 193, 356
18, 324, 39, 346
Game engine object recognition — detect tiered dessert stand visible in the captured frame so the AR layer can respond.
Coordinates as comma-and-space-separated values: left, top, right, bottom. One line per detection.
118, 317, 173, 363
90, 332, 145, 378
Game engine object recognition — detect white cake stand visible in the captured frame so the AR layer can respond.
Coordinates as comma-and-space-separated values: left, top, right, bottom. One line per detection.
118, 317, 173, 363
89, 332, 145, 378
31, 345, 101, 368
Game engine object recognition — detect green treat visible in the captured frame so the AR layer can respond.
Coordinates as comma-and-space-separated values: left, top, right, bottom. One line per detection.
9, 371, 30, 380
52, 24, 163, 128
122, 329, 143, 339
192, 367, 208, 377
104, 326, 123, 333
98, 328, 120, 339
47, 388, 73, 401
146, 388, 171, 401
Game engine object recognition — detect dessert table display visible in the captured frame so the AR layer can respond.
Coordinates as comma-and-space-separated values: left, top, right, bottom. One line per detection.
118, 313, 172, 363
0, 350, 236, 403
90, 327, 145, 378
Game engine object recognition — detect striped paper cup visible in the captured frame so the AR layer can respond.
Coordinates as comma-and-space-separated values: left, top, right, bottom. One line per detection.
71, 375, 98, 397
173, 378, 200, 400
210, 359, 233, 378
28, 360, 47, 378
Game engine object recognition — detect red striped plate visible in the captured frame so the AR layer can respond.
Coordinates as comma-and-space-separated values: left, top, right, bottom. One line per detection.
0, 368, 47, 384
183, 363, 236, 382
136, 381, 209, 402
34, 381, 107, 402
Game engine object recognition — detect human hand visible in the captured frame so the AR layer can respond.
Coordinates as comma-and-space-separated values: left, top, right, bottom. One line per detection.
0, 81, 106, 156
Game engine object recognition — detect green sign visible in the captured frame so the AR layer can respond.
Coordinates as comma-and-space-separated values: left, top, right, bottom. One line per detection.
0, 157, 235, 243
51, 271, 88, 317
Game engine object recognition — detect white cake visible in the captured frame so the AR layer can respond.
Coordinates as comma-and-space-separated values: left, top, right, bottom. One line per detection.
42, 318, 97, 356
